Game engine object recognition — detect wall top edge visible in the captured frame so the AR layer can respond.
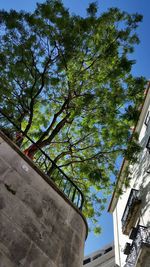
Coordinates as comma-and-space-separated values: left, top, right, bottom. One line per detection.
0, 129, 88, 239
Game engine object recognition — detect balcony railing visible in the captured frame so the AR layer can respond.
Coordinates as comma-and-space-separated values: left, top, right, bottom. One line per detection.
124, 225, 150, 267
0, 110, 84, 210
121, 189, 141, 235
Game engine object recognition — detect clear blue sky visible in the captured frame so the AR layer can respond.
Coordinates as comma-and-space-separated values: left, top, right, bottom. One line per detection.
0, 0, 149, 256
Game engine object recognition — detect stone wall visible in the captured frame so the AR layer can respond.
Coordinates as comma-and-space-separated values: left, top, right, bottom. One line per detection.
0, 131, 87, 267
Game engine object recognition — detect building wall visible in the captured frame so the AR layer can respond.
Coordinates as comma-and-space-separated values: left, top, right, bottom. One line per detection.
82, 243, 115, 267
111, 89, 150, 267
0, 131, 87, 267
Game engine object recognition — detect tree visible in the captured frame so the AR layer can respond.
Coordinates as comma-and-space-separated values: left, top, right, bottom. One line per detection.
0, 0, 145, 232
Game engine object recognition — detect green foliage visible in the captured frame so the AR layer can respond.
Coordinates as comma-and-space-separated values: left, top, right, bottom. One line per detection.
94, 226, 102, 235
87, 2, 98, 17
0, 0, 146, 232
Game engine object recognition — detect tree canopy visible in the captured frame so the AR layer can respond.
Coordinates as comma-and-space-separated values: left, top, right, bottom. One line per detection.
0, 0, 145, 232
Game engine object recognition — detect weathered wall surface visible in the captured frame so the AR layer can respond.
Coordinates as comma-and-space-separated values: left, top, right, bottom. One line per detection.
0, 132, 87, 267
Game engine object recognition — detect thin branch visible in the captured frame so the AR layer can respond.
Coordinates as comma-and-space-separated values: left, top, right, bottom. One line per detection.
39, 112, 70, 146
59, 148, 123, 167
36, 98, 70, 144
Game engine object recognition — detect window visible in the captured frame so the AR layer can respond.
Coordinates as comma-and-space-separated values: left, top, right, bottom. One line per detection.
104, 247, 112, 254
124, 243, 131, 255
121, 189, 141, 235
145, 111, 150, 126
146, 136, 150, 152
129, 227, 138, 240
93, 253, 102, 260
83, 258, 91, 265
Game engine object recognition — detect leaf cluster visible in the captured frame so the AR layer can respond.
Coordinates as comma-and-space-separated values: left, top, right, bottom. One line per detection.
0, 0, 146, 232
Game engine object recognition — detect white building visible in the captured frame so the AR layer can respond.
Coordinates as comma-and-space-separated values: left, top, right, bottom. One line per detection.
82, 243, 115, 267
108, 83, 150, 267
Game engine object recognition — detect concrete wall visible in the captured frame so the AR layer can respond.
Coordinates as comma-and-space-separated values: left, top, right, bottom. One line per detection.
0, 131, 87, 267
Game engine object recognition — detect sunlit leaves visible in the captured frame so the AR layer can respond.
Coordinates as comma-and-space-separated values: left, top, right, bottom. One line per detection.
0, 0, 146, 232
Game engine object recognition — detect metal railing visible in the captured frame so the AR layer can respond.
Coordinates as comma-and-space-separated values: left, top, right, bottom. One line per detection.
121, 189, 140, 230
124, 225, 150, 267
0, 110, 84, 210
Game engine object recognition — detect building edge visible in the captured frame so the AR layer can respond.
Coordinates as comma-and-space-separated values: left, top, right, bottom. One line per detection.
108, 81, 150, 213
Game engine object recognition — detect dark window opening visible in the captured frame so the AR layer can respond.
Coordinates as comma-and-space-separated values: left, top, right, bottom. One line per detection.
124, 243, 131, 255
129, 227, 138, 240
146, 136, 150, 152
104, 247, 112, 254
83, 258, 91, 265
93, 253, 102, 260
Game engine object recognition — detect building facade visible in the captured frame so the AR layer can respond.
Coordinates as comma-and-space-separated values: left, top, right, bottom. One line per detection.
108, 83, 150, 267
82, 243, 115, 267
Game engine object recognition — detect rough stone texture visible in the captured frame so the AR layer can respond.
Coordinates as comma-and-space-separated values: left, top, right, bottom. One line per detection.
0, 133, 87, 267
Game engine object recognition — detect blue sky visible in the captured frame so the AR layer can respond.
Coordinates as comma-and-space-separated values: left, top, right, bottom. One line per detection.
0, 0, 149, 256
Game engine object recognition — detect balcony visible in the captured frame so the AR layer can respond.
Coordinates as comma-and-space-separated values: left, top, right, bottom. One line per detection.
121, 189, 141, 235
124, 225, 150, 267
